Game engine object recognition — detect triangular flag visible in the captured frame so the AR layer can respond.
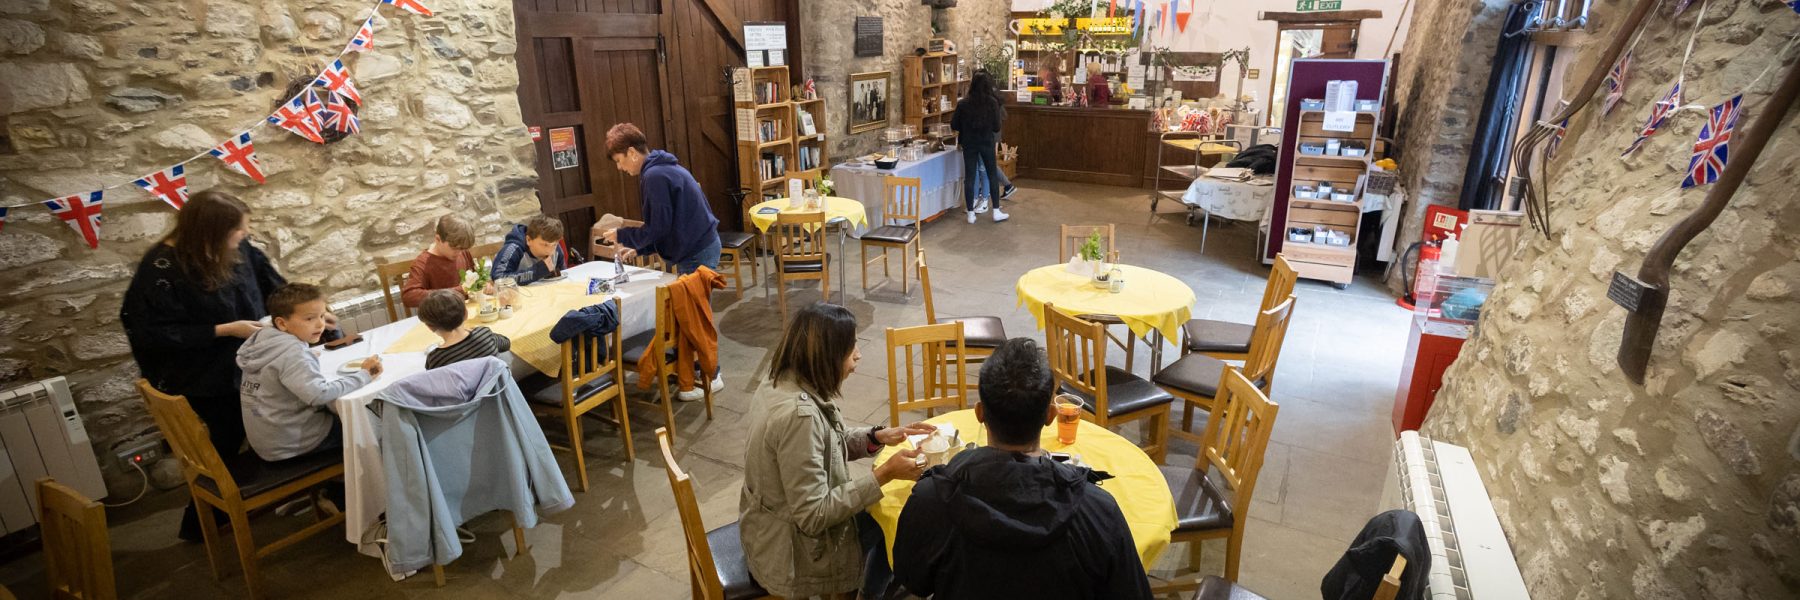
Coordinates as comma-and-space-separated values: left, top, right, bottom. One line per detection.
1108, 0, 1117, 17
1682, 94, 1742, 188
315, 59, 362, 105
346, 17, 376, 53
1168, 0, 1178, 32
383, 0, 433, 17
268, 88, 326, 144
209, 131, 267, 184
1175, 0, 1192, 31
1622, 81, 1681, 157
45, 191, 103, 249
0, 207, 8, 232
1602, 52, 1630, 116
322, 92, 361, 135
133, 163, 189, 210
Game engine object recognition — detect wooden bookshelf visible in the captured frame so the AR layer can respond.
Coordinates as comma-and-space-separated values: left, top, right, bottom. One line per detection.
1277, 107, 1382, 288
734, 66, 829, 205
902, 52, 968, 137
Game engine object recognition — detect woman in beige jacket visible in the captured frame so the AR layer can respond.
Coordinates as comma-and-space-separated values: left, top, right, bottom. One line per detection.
740, 304, 934, 599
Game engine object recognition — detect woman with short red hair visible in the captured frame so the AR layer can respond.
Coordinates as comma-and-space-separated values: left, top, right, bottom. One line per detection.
597, 122, 722, 276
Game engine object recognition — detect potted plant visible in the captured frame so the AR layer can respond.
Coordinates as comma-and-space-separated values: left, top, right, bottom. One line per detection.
461, 257, 499, 321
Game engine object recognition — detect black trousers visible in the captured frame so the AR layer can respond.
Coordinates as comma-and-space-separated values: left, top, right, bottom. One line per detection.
960, 142, 1004, 212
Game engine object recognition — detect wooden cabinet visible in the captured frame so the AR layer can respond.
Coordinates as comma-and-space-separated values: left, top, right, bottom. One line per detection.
734, 66, 828, 205
902, 52, 968, 137
1266, 59, 1390, 288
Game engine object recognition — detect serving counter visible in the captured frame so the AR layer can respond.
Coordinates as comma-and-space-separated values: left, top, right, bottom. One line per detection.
998, 102, 1229, 189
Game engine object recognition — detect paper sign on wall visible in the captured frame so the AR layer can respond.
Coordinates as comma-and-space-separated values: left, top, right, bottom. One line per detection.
529, 126, 542, 141
549, 127, 579, 170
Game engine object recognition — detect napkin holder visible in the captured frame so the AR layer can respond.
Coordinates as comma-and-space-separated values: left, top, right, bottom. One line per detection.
1065, 256, 1093, 276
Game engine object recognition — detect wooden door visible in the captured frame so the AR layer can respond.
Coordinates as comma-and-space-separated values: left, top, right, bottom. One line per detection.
1319, 25, 1359, 58
579, 37, 671, 225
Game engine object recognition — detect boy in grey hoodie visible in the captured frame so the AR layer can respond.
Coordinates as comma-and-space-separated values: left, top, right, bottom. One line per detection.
238, 283, 383, 462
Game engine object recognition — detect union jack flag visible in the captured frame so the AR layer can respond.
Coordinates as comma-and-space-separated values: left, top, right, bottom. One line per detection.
0, 207, 8, 233
1546, 117, 1570, 159
383, 0, 433, 17
1602, 52, 1630, 116
209, 131, 266, 184
133, 163, 189, 210
45, 191, 103, 249
1622, 82, 1680, 157
322, 92, 361, 135
1682, 94, 1742, 188
345, 18, 376, 53
268, 88, 326, 144
314, 59, 362, 105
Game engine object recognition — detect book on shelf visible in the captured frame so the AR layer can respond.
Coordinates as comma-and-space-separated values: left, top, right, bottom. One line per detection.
797, 109, 816, 136
758, 117, 785, 143
758, 152, 786, 180
796, 146, 821, 171
754, 80, 782, 104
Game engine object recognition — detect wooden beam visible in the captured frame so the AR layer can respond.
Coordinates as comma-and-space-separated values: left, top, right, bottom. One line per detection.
695, 0, 747, 54
1257, 10, 1384, 23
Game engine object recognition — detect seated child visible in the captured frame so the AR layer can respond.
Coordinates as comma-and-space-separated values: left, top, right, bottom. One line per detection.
239, 283, 382, 462
401, 215, 477, 308
421, 289, 513, 369
492, 215, 567, 285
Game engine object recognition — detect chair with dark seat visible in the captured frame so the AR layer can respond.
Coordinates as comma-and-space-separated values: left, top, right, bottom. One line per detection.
885, 322, 970, 427
862, 175, 923, 296
1155, 366, 1279, 591
1156, 296, 1294, 446
1044, 303, 1175, 464
717, 229, 760, 299
526, 296, 630, 492
620, 283, 714, 428
38, 478, 115, 600
917, 250, 1006, 362
1181, 255, 1296, 361
769, 210, 830, 319
136, 381, 346, 600
657, 428, 775, 600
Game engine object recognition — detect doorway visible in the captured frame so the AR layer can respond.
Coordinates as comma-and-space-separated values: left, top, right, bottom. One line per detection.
1260, 10, 1379, 128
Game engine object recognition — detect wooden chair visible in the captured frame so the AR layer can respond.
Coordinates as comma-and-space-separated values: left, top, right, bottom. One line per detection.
657, 428, 773, 600
917, 250, 1006, 362
1058, 224, 1116, 263
135, 381, 345, 600
1043, 303, 1175, 464
718, 229, 761, 299
591, 219, 674, 273
1155, 296, 1295, 445
525, 297, 630, 492
1155, 366, 1279, 590
862, 176, 922, 295
768, 210, 830, 319
470, 241, 503, 263
1373, 555, 1408, 600
376, 257, 416, 323
1182, 255, 1297, 361
622, 283, 715, 430
38, 478, 115, 600
885, 322, 970, 427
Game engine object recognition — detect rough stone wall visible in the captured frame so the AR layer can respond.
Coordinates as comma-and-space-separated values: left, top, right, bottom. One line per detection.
0, 0, 539, 494
1385, 0, 1510, 289
1422, 0, 1800, 597
800, 0, 1011, 161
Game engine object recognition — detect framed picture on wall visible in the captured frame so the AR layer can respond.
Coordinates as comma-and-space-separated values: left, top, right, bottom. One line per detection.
849, 71, 891, 134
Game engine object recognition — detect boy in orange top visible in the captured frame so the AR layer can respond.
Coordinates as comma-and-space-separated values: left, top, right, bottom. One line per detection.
401, 216, 476, 308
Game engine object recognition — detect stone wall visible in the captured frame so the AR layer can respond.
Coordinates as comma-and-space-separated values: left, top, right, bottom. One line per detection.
800, 0, 1011, 161
1384, 0, 1510, 290
1420, 0, 1800, 596
0, 0, 539, 494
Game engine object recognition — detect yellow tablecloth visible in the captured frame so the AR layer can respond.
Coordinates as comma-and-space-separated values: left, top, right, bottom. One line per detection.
383, 279, 620, 376
1163, 139, 1240, 155
747, 196, 868, 232
868, 409, 1176, 570
1015, 264, 1195, 341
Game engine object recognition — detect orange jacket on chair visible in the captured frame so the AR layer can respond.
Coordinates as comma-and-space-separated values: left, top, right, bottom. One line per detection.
637, 266, 725, 391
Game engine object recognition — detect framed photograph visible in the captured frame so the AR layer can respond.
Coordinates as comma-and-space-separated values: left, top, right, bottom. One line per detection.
849, 71, 891, 134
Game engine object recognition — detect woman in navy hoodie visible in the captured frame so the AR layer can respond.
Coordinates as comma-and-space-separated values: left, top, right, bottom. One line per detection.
598, 123, 721, 275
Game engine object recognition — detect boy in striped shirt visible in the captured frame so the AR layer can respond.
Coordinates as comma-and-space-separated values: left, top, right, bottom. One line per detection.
420, 289, 512, 370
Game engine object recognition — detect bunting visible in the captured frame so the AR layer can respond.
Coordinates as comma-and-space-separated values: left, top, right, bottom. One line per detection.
322, 93, 362, 134
383, 0, 433, 17
0, 207, 7, 233
346, 17, 376, 53
1622, 82, 1681, 157
1681, 94, 1741, 188
209, 131, 267, 184
268, 88, 327, 144
45, 191, 103, 249
1602, 52, 1630, 116
133, 164, 189, 210
315, 59, 363, 105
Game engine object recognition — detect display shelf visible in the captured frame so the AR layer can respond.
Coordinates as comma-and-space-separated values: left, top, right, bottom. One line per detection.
733, 65, 831, 210
903, 51, 966, 135
1268, 59, 1390, 288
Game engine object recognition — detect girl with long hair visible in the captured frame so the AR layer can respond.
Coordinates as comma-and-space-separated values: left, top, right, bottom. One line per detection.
952, 70, 1014, 223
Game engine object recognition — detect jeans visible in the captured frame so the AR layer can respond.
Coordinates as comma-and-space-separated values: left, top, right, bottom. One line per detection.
675, 235, 722, 275
960, 142, 1004, 212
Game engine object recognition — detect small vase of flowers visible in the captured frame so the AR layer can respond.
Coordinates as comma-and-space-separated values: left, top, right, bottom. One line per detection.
462, 258, 499, 321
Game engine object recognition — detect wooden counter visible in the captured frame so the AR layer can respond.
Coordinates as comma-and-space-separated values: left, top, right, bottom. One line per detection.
1001, 103, 1155, 187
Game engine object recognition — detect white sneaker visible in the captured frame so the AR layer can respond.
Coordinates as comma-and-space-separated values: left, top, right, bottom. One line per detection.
966, 211, 977, 224
975, 199, 990, 214
677, 375, 724, 402
992, 208, 1010, 222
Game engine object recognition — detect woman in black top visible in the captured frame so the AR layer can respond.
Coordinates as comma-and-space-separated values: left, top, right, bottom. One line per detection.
120, 190, 289, 540
951, 71, 1011, 223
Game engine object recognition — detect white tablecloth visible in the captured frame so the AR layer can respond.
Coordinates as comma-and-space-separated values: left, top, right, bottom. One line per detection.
1181, 176, 1277, 222
321, 262, 661, 557
830, 148, 964, 228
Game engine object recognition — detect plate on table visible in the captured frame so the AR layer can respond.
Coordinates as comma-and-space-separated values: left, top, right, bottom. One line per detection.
338, 361, 367, 374
536, 274, 566, 283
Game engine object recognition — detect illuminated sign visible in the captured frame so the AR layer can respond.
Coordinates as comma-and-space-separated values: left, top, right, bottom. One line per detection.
1011, 17, 1134, 36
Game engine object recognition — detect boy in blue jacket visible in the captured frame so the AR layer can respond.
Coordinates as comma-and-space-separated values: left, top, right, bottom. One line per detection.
492, 215, 567, 285
598, 123, 721, 275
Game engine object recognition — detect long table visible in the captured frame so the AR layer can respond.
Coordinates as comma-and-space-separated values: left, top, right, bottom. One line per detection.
319, 261, 661, 558
830, 147, 964, 223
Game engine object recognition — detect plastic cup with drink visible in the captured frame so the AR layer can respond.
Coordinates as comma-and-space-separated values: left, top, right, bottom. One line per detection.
1054, 393, 1083, 445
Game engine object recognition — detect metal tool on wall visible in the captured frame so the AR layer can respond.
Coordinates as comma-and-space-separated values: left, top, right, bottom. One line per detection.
1611, 62, 1799, 384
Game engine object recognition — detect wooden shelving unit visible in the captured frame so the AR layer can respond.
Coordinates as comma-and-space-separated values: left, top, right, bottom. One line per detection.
902, 51, 968, 137
734, 66, 829, 204
1278, 108, 1381, 288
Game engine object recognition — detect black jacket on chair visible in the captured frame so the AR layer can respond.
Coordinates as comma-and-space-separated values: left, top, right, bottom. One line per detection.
891, 447, 1152, 600
1320, 509, 1432, 600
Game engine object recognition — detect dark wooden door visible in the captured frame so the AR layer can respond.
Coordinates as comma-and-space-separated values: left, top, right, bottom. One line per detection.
578, 37, 671, 223
1320, 25, 1359, 58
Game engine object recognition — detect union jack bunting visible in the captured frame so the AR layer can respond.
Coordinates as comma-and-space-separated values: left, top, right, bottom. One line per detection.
383, 0, 433, 17
1546, 116, 1570, 159
0, 207, 8, 233
315, 59, 362, 105
133, 163, 189, 210
346, 18, 376, 53
1602, 52, 1630, 116
322, 92, 361, 135
209, 131, 267, 184
268, 88, 326, 144
1682, 94, 1742, 188
1622, 82, 1681, 157
45, 191, 103, 249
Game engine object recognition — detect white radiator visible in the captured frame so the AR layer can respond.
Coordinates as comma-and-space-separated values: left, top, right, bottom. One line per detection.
332, 288, 399, 334
1394, 431, 1530, 600
0, 377, 107, 534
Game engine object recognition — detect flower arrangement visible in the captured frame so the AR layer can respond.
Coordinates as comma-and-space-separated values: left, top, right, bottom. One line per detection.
461, 257, 491, 296
816, 175, 835, 197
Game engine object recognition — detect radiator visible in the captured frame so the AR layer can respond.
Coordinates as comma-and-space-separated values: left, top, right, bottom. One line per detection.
0, 377, 107, 534
332, 288, 399, 334
1394, 431, 1530, 600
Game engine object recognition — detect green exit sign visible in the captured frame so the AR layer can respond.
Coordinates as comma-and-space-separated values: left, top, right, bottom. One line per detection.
1298, 0, 1342, 10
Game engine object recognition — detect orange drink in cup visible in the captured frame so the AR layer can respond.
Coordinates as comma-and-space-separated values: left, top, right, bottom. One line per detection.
1054, 394, 1082, 445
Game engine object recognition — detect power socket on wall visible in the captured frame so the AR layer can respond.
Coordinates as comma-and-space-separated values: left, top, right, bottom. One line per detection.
115, 438, 163, 470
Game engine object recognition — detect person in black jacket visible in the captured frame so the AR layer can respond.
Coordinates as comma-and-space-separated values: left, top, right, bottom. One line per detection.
120, 190, 297, 541
950, 70, 1014, 224
892, 338, 1152, 600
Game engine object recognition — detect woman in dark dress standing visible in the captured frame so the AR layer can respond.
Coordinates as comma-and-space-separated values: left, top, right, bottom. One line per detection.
951, 70, 1012, 224
120, 190, 290, 541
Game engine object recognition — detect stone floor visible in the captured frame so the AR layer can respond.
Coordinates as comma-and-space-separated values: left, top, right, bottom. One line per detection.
1, 180, 1410, 599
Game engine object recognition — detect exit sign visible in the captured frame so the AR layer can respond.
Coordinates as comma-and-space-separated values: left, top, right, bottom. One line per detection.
1298, 0, 1342, 10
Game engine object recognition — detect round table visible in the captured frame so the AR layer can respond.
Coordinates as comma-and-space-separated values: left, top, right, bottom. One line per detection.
1015, 263, 1196, 370
748, 196, 868, 304
867, 409, 1177, 571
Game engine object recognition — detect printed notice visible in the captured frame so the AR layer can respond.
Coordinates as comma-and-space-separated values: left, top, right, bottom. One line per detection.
549, 127, 579, 170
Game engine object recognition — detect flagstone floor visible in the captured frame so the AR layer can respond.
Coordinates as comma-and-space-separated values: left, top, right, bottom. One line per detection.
0, 180, 1411, 599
